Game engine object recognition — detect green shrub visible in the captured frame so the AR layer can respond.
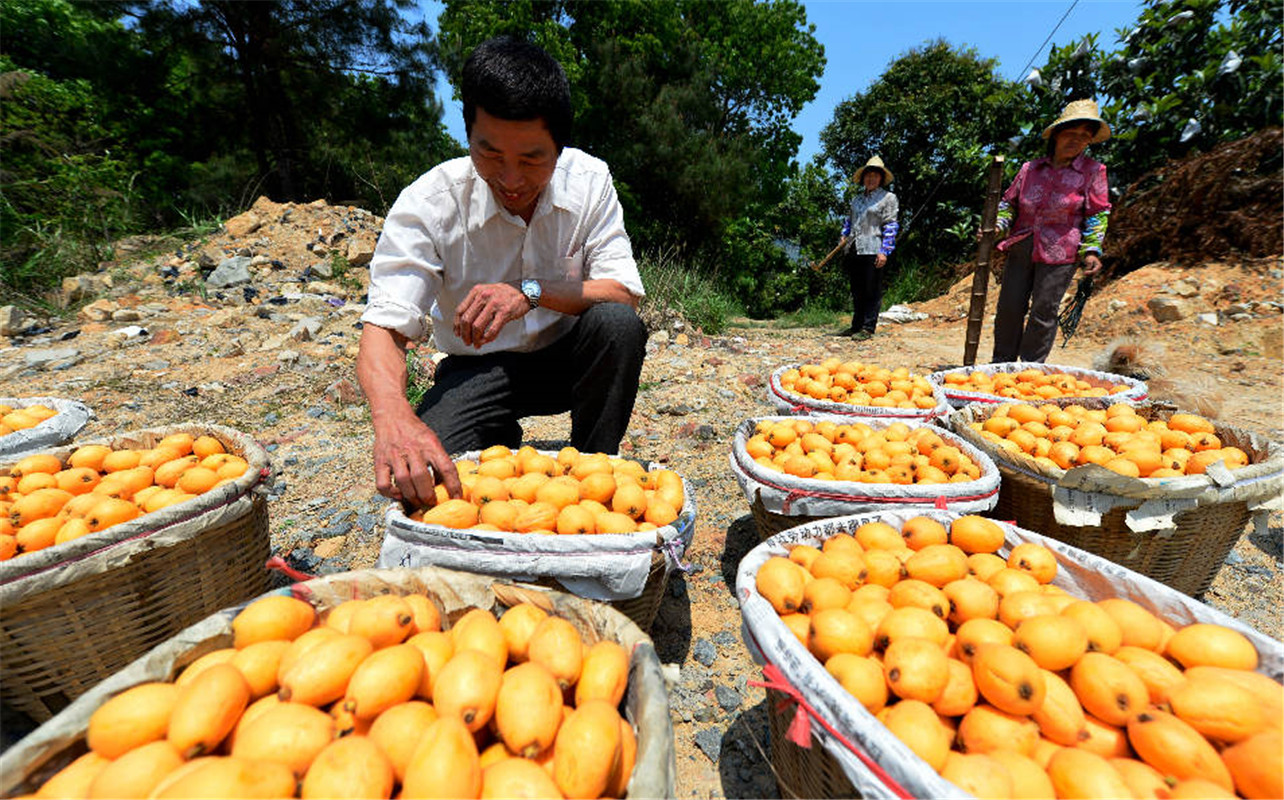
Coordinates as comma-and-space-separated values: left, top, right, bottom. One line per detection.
636, 246, 741, 335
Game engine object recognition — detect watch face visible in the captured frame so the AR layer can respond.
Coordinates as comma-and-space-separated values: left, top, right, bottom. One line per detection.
522, 279, 540, 307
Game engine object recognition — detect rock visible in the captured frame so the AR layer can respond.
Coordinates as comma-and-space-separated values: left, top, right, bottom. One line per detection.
223, 211, 262, 237
309, 259, 334, 279
325, 378, 363, 405
1195, 312, 1219, 326
1169, 278, 1200, 297
1147, 296, 1191, 322
675, 333, 690, 346
692, 638, 717, 667
260, 334, 289, 351
150, 329, 180, 345
289, 316, 323, 342
1107, 299, 1128, 313
346, 239, 375, 267
25, 347, 80, 369
693, 728, 722, 762
650, 330, 670, 345
1226, 303, 1252, 315
305, 281, 343, 296
206, 256, 253, 288
1261, 327, 1283, 361
278, 349, 300, 363
61, 274, 108, 304
0, 305, 28, 336
714, 684, 742, 712
79, 298, 119, 322
111, 308, 143, 322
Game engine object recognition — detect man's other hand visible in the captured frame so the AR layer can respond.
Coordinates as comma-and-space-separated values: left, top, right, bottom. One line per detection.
454, 282, 529, 348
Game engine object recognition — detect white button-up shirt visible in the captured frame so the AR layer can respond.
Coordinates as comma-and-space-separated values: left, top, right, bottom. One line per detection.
361, 147, 644, 355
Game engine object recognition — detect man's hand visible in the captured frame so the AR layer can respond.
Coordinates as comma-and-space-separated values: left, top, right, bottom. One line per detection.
875, 253, 887, 269
1081, 254, 1104, 276
454, 282, 529, 348
371, 409, 461, 508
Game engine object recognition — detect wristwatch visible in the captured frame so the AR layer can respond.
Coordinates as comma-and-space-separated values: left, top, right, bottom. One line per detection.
520, 279, 542, 310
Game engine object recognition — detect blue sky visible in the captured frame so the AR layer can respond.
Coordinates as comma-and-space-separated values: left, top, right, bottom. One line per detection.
427, 0, 1145, 164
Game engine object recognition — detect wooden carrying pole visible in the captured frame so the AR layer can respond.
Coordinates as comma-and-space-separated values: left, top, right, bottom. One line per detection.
963, 155, 1006, 366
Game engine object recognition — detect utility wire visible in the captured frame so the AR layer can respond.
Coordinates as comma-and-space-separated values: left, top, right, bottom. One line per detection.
1018, 0, 1080, 79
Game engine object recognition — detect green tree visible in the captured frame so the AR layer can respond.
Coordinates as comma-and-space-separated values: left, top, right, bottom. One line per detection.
435, 0, 824, 247
819, 40, 1025, 273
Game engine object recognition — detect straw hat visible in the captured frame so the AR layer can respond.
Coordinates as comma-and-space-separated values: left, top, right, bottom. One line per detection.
855, 155, 894, 186
1042, 99, 1112, 143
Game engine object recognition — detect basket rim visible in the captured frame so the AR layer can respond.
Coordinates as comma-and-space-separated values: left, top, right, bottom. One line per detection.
926, 361, 1147, 405
768, 363, 952, 418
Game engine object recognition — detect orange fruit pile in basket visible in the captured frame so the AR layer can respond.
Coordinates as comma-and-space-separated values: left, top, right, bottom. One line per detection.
755, 515, 1283, 799
941, 368, 1132, 401
0, 434, 244, 560
746, 419, 982, 485
0, 402, 58, 436
780, 359, 938, 409
33, 593, 638, 799
969, 403, 1249, 478
406, 446, 683, 535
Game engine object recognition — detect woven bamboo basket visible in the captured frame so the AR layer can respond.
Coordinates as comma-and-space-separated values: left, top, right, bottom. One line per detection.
927, 361, 1147, 409
732, 415, 1001, 543
378, 451, 696, 634
0, 424, 270, 723
944, 403, 1284, 597
0, 565, 677, 799
767, 364, 952, 421
764, 687, 857, 799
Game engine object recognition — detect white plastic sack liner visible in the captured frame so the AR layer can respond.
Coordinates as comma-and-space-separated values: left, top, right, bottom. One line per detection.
378, 455, 696, 602
768, 364, 953, 420
730, 415, 1000, 518
736, 509, 1284, 800
927, 361, 1147, 409
0, 396, 93, 459
943, 404, 1284, 532
0, 566, 676, 800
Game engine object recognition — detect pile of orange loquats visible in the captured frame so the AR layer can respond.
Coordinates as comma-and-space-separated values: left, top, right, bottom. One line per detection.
967, 403, 1250, 478
755, 514, 1282, 799
940, 368, 1134, 401
406, 446, 683, 535
1, 434, 247, 560
31, 592, 638, 799
0, 402, 59, 436
744, 418, 982, 485
778, 360, 939, 409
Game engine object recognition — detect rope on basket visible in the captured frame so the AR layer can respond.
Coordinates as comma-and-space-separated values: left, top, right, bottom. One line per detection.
661, 538, 695, 573
265, 555, 316, 583
749, 663, 914, 800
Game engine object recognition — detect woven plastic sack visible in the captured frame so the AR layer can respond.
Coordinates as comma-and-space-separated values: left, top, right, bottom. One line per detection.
768, 364, 952, 420
730, 415, 1000, 519
943, 403, 1284, 533
736, 508, 1284, 800
928, 361, 1147, 409
0, 565, 676, 799
0, 396, 93, 459
379, 452, 696, 602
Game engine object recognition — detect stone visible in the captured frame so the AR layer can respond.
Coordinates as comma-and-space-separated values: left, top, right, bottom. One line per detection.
1147, 296, 1190, 323
1169, 278, 1200, 297
305, 281, 343, 296
714, 684, 742, 712
223, 211, 262, 237
325, 378, 363, 405
1107, 299, 1128, 313
693, 728, 722, 762
0, 305, 27, 336
150, 329, 180, 345
24, 347, 80, 369
206, 256, 253, 288
692, 638, 717, 667
1196, 312, 1219, 326
674, 332, 690, 346
79, 298, 119, 322
289, 316, 323, 342
346, 239, 375, 267
260, 334, 289, 351
61, 274, 108, 304
309, 259, 334, 279
111, 308, 143, 322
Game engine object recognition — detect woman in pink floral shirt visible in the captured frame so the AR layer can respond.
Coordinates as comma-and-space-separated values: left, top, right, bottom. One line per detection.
992, 99, 1112, 363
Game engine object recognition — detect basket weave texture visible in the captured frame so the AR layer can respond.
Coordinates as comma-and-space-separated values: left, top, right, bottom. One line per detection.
0, 424, 270, 722
764, 686, 857, 799
0, 565, 677, 800
944, 403, 1284, 597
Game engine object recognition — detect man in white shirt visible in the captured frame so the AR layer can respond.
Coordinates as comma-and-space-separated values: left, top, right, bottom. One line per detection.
357, 36, 647, 508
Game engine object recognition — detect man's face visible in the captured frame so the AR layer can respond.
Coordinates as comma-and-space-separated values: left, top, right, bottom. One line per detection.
469, 107, 558, 222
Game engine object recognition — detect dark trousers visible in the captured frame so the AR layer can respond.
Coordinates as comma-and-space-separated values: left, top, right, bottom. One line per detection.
991, 237, 1078, 363
842, 251, 883, 333
416, 302, 647, 455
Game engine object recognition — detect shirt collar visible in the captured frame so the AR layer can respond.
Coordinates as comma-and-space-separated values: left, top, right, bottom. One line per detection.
1034, 153, 1094, 173
466, 149, 577, 232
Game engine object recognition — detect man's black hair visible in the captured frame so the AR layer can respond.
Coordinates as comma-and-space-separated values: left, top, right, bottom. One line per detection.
462, 35, 572, 152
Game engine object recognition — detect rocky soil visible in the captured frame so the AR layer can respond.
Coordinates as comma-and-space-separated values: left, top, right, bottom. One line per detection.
2, 196, 1282, 798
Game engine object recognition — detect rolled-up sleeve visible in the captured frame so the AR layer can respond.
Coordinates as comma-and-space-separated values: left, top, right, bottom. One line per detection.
582, 177, 644, 298
361, 191, 445, 341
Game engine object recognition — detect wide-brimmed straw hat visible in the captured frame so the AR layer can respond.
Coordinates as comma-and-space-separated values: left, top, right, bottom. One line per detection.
854, 155, 893, 186
1042, 99, 1112, 143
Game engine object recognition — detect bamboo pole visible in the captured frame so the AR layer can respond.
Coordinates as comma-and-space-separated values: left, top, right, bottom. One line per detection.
963, 155, 1006, 366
